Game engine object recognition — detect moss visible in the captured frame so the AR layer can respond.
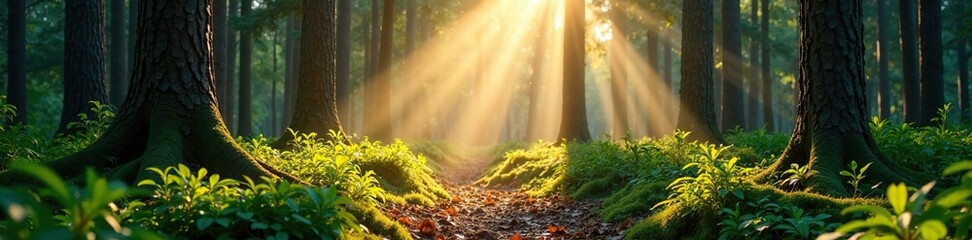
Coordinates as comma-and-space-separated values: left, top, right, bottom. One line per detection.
599, 182, 668, 222
571, 172, 620, 200
348, 202, 412, 240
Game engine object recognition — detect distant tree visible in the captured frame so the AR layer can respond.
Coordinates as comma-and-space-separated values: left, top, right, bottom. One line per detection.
876, 0, 892, 119
6, 0, 27, 125
609, 4, 629, 137
275, 0, 344, 146
58, 0, 109, 135
558, 0, 591, 142
128, 0, 137, 70
225, 0, 239, 133
760, 0, 773, 131
237, 0, 253, 136
721, 0, 744, 131
918, 0, 943, 127
746, 0, 760, 130
527, 6, 551, 141
337, 0, 353, 132
677, 0, 722, 144
960, 24, 970, 123
0, 0, 295, 184
214, 0, 229, 122
756, 0, 925, 196
109, 0, 128, 106
365, 0, 395, 142
899, 0, 920, 123
282, 16, 298, 130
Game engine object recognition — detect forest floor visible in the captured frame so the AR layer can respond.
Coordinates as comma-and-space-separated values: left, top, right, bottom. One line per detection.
381, 155, 635, 240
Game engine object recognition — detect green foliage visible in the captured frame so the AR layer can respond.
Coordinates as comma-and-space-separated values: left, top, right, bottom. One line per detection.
0, 100, 115, 170
777, 163, 817, 190
839, 160, 873, 197
654, 144, 753, 211
869, 115, 972, 179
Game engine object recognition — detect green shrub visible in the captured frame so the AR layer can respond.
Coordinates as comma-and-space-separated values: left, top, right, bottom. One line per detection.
653, 144, 754, 211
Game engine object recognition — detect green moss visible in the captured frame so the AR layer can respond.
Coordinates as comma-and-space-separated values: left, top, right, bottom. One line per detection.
348, 202, 412, 240
571, 172, 620, 200
599, 182, 668, 222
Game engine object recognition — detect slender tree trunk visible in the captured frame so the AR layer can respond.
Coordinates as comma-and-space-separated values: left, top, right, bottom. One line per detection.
663, 40, 674, 124
677, 0, 723, 144
558, 0, 591, 142
369, 0, 381, 80
58, 0, 109, 135
214, 0, 228, 121
756, 0, 925, 196
899, 0, 920, 123
918, 0, 943, 127
747, 0, 760, 130
128, 0, 137, 71
402, 0, 418, 138
365, 0, 395, 142
6, 0, 27, 125
270, 27, 278, 137
644, 20, 659, 136
877, 0, 892, 119
527, 20, 547, 141
337, 0, 353, 134
959, 35, 970, 123
109, 0, 128, 106
0, 0, 297, 185
760, 0, 773, 131
225, 0, 239, 133
283, 16, 297, 132
237, 0, 253, 136
721, 0, 744, 131
610, 5, 629, 137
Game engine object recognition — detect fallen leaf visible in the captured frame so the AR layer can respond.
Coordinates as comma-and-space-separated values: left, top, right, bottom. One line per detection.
418, 219, 437, 236
452, 196, 462, 203
445, 206, 458, 216
484, 196, 497, 206
398, 217, 414, 227
510, 233, 523, 240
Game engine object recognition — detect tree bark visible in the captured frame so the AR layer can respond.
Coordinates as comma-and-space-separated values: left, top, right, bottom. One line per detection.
109, 0, 128, 106
747, 0, 760, 130
721, 0, 744, 131
756, 0, 925, 196
918, 0, 943, 127
959, 34, 970, 123
128, 0, 137, 72
225, 0, 239, 133
677, 0, 723, 144
275, 0, 344, 146
876, 0, 892, 120
58, 0, 109, 135
760, 0, 773, 131
365, 0, 395, 142
899, 0, 920, 123
609, 5, 629, 137
237, 0, 253, 136
1, 0, 296, 185
214, 0, 228, 122
337, 0, 353, 134
558, 0, 591, 142
283, 16, 298, 131
6, 0, 27, 125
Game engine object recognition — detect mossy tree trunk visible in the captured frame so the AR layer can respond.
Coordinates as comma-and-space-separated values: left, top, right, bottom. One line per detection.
677, 0, 724, 144
3, 0, 294, 184
274, 0, 344, 146
756, 0, 926, 196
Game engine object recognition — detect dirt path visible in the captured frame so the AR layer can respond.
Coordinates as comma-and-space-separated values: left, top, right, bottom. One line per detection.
382, 157, 632, 240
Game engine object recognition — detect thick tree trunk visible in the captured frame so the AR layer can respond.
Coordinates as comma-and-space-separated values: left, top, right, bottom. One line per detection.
760, 0, 773, 131
876, 0, 892, 119
237, 0, 253, 136
918, 0, 943, 127
214, 0, 228, 121
558, 0, 591, 142
609, 6, 629, 137
721, 0, 744, 131
109, 0, 128, 106
58, 0, 109, 135
756, 0, 925, 196
677, 0, 723, 144
747, 0, 760, 130
225, 0, 239, 133
275, 0, 344, 146
6, 0, 27, 125
365, 0, 395, 142
1, 0, 295, 185
337, 0, 353, 134
899, 0, 920, 123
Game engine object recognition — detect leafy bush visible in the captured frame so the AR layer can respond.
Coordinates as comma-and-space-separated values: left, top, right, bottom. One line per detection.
0, 99, 114, 170
654, 144, 754, 211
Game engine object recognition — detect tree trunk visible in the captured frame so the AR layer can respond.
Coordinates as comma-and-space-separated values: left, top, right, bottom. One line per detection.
109, 0, 128, 106
1, 0, 295, 185
6, 0, 27, 125
527, 7, 550, 141
365, 0, 395, 142
899, 0, 920, 123
876, 0, 891, 120
664, 39, 674, 125
760, 0, 773, 131
756, 0, 926, 196
747, 0, 760, 130
275, 0, 344, 146
237, 0, 253, 136
609, 6, 629, 137
214, 0, 228, 122
959, 35, 970, 123
918, 0, 943, 127
283, 16, 297, 131
225, 0, 239, 133
721, 0, 744, 131
558, 0, 591, 142
58, 0, 109, 135
369, 0, 381, 81
337, 0, 353, 134
128, 0, 137, 72
677, 0, 723, 144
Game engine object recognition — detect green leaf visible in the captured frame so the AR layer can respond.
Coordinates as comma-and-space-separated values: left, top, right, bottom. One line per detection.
252, 222, 269, 230
197, 217, 214, 230
918, 220, 947, 240
215, 218, 231, 227
888, 183, 908, 215
944, 161, 972, 176
839, 171, 853, 177
237, 211, 254, 220
10, 162, 73, 206
841, 205, 893, 221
